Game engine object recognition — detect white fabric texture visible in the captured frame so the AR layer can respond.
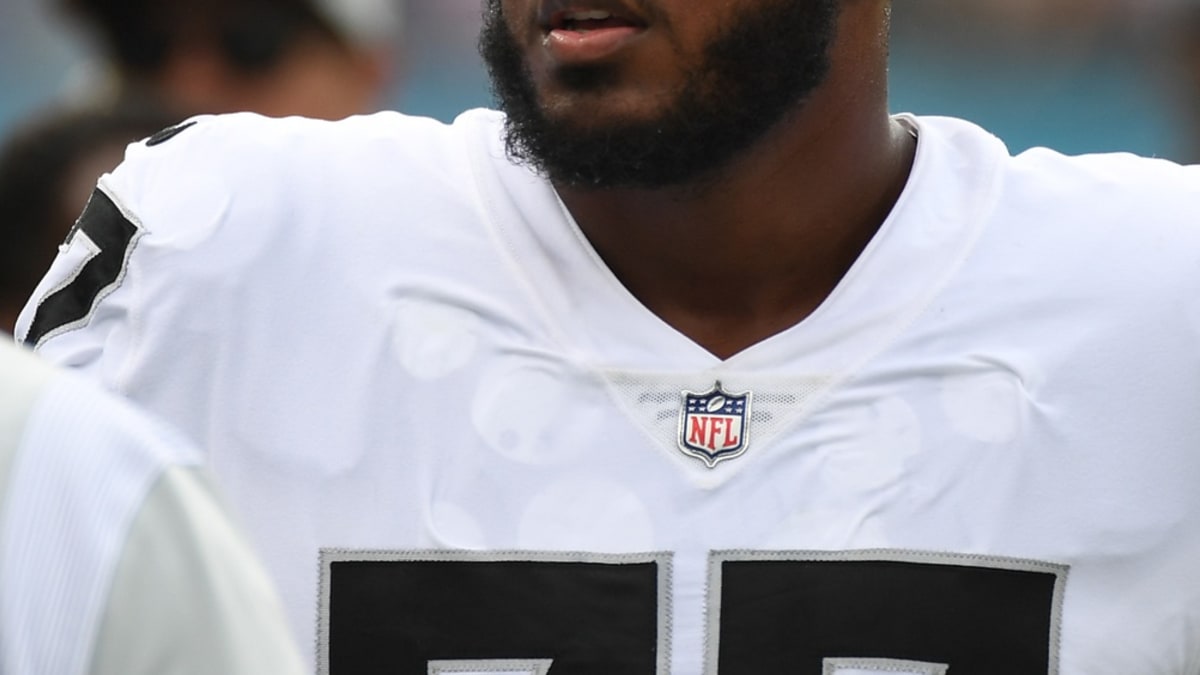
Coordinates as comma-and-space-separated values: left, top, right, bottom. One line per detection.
16, 109, 1200, 673
0, 343, 304, 674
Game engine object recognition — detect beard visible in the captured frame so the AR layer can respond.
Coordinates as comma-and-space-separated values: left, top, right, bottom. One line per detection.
479, 0, 841, 190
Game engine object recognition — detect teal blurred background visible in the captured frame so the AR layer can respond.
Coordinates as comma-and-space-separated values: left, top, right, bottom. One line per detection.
1, 0, 1197, 161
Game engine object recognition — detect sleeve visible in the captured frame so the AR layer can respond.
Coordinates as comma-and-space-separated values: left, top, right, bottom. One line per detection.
12, 112, 310, 441
0, 360, 306, 675
87, 466, 308, 675
13, 114, 232, 394
13, 184, 145, 381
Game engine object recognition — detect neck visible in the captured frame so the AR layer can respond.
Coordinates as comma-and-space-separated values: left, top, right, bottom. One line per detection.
555, 6, 914, 359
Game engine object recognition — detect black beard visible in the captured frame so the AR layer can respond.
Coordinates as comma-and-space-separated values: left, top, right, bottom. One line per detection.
479, 0, 840, 190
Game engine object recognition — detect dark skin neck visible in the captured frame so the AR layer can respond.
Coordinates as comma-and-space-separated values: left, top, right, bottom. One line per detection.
556, 3, 915, 360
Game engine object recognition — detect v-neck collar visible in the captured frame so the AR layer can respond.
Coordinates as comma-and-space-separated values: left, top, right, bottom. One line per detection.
468, 112, 1007, 379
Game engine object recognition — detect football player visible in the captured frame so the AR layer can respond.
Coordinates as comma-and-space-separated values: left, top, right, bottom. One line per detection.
16, 0, 1200, 672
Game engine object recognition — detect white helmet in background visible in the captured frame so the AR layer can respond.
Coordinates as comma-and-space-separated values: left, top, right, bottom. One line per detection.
311, 0, 405, 48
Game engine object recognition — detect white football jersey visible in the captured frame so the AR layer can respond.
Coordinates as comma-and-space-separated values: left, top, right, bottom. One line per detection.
0, 342, 305, 674
16, 109, 1200, 674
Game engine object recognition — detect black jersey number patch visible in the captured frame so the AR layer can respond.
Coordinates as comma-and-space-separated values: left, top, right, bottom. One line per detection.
319, 549, 1066, 675
23, 189, 140, 347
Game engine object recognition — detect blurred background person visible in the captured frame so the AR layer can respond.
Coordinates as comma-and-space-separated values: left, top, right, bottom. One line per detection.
55, 0, 404, 120
0, 0, 409, 333
0, 341, 306, 674
0, 103, 177, 335
2, 0, 1199, 153
0, 0, 476, 139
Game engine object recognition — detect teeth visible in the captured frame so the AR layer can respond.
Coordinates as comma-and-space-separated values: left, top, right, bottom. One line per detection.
564, 10, 612, 20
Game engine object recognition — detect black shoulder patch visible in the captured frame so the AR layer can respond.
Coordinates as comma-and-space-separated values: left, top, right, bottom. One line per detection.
145, 120, 197, 147
24, 189, 139, 347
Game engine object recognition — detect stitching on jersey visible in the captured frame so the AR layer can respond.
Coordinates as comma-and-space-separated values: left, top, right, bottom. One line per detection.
710, 548, 1068, 675
823, 657, 949, 674
712, 547, 1070, 574
315, 549, 673, 675
31, 183, 148, 359
743, 118, 1012, 460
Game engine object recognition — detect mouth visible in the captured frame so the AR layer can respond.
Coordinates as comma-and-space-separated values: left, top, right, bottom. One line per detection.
535, 1, 649, 63
538, 2, 647, 34
549, 9, 642, 32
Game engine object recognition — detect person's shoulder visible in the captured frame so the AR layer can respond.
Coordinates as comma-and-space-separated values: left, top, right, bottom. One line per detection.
999, 147, 1200, 255
83, 109, 490, 269
116, 108, 490, 183
105, 108, 504, 226
912, 113, 1199, 185
1010, 144, 1199, 202
914, 114, 1200, 221
146, 107, 502, 156
16, 108, 509, 358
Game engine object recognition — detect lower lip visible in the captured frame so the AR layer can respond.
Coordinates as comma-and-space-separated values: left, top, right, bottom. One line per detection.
544, 26, 643, 64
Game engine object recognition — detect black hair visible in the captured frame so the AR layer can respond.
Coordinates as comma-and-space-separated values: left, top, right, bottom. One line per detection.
0, 103, 178, 314
59, 0, 344, 74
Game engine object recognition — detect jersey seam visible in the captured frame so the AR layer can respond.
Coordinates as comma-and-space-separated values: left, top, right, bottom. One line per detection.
462, 113, 583, 362
93, 179, 149, 399
764, 115, 1009, 441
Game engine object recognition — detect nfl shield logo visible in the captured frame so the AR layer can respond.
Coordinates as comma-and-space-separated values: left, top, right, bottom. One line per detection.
677, 381, 752, 468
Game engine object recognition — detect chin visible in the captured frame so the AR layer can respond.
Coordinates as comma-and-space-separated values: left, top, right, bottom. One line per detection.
539, 84, 673, 130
